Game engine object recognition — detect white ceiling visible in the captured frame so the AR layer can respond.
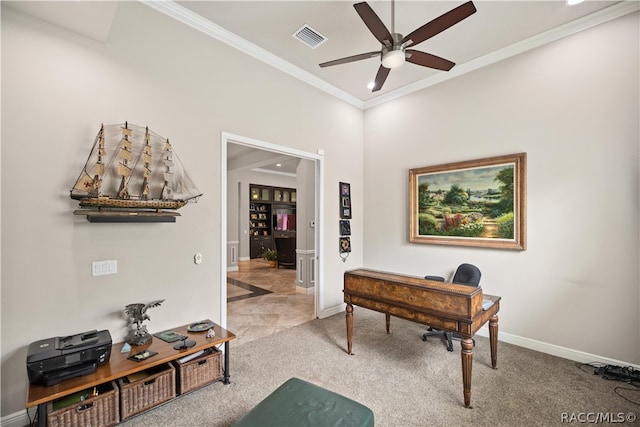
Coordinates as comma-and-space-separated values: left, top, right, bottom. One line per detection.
6, 1, 637, 109
5, 0, 637, 173
227, 142, 301, 175
165, 0, 634, 107
3, 1, 119, 43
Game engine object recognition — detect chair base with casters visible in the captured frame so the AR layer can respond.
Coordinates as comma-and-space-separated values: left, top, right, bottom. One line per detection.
422, 264, 481, 352
422, 328, 475, 352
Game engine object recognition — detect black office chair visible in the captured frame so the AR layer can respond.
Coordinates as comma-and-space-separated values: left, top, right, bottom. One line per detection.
274, 237, 296, 269
422, 263, 481, 351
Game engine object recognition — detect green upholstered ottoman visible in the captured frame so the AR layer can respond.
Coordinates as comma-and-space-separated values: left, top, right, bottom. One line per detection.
232, 377, 374, 427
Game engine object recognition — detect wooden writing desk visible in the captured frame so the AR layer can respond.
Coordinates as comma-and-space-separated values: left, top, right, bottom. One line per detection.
26, 322, 236, 426
344, 269, 500, 408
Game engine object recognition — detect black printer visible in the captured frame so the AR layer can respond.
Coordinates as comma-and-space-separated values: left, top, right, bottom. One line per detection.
27, 329, 112, 386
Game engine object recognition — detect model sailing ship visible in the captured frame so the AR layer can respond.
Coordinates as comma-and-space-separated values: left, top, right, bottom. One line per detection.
70, 122, 201, 212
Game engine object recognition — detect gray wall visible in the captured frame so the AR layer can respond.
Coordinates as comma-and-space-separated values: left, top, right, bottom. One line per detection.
1, 2, 364, 417
363, 12, 639, 364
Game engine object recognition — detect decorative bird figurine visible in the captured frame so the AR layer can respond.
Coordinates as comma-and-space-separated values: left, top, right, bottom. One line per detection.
124, 299, 164, 345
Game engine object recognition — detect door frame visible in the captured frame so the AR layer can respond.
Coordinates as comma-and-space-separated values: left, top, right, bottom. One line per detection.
220, 131, 324, 327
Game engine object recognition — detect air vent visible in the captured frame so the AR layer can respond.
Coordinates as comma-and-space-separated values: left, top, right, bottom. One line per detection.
292, 24, 327, 49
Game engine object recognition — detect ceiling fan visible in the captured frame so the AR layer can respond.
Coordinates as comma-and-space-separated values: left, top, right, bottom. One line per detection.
319, 1, 477, 92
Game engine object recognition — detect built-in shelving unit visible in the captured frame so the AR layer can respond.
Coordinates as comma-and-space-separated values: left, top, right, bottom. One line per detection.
249, 184, 296, 259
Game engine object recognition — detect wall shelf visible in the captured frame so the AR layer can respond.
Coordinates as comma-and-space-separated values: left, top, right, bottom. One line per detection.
74, 210, 180, 223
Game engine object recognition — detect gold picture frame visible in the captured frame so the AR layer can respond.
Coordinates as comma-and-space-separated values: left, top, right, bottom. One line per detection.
409, 153, 526, 250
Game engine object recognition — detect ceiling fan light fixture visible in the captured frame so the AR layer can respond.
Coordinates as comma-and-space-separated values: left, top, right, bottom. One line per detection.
381, 49, 405, 69
318, 1, 477, 92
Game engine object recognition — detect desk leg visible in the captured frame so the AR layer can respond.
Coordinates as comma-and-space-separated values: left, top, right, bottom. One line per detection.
385, 313, 391, 334
346, 304, 353, 355
461, 338, 474, 408
37, 403, 47, 427
489, 314, 498, 369
224, 341, 231, 384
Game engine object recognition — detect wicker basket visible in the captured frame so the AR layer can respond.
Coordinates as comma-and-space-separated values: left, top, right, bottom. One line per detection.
118, 363, 176, 420
174, 347, 223, 394
47, 381, 119, 427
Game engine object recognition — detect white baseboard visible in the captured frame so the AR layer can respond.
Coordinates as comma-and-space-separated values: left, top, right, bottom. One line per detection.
318, 303, 346, 319
226, 266, 239, 272
2, 407, 35, 427
474, 326, 640, 368
296, 285, 314, 295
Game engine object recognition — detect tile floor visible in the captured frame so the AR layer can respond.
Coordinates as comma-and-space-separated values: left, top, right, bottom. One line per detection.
227, 259, 315, 347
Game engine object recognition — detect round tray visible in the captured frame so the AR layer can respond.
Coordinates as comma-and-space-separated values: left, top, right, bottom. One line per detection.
187, 320, 214, 332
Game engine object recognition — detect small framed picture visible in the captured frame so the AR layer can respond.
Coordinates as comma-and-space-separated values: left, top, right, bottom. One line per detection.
340, 182, 350, 196
340, 220, 351, 236
339, 182, 352, 219
339, 237, 351, 253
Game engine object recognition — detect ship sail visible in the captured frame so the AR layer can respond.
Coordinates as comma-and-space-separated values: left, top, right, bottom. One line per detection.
74, 171, 96, 193
118, 163, 132, 177
70, 122, 202, 211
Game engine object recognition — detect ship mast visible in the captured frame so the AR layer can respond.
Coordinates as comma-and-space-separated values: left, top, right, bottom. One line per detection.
140, 126, 152, 200
161, 139, 174, 200
118, 121, 133, 199
94, 124, 105, 196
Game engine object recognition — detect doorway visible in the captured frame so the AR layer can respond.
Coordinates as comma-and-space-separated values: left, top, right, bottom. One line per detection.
220, 132, 323, 345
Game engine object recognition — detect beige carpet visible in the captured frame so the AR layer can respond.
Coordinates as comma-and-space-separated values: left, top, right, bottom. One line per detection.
120, 308, 640, 426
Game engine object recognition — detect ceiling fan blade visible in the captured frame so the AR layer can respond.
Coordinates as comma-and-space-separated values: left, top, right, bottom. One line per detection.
405, 50, 455, 71
402, 1, 477, 48
354, 2, 393, 45
319, 51, 380, 68
371, 65, 390, 92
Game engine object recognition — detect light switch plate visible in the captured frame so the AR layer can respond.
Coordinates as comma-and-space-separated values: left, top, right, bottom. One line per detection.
92, 260, 117, 276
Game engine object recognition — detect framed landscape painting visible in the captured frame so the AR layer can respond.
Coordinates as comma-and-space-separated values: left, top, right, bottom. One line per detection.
409, 153, 526, 250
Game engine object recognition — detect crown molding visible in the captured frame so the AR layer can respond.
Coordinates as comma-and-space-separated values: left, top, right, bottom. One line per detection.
142, 1, 638, 111
251, 168, 297, 178
363, 1, 640, 109
141, 0, 364, 109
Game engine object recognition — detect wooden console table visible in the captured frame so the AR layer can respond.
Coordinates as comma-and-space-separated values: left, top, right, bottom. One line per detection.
26, 322, 236, 426
344, 269, 500, 408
